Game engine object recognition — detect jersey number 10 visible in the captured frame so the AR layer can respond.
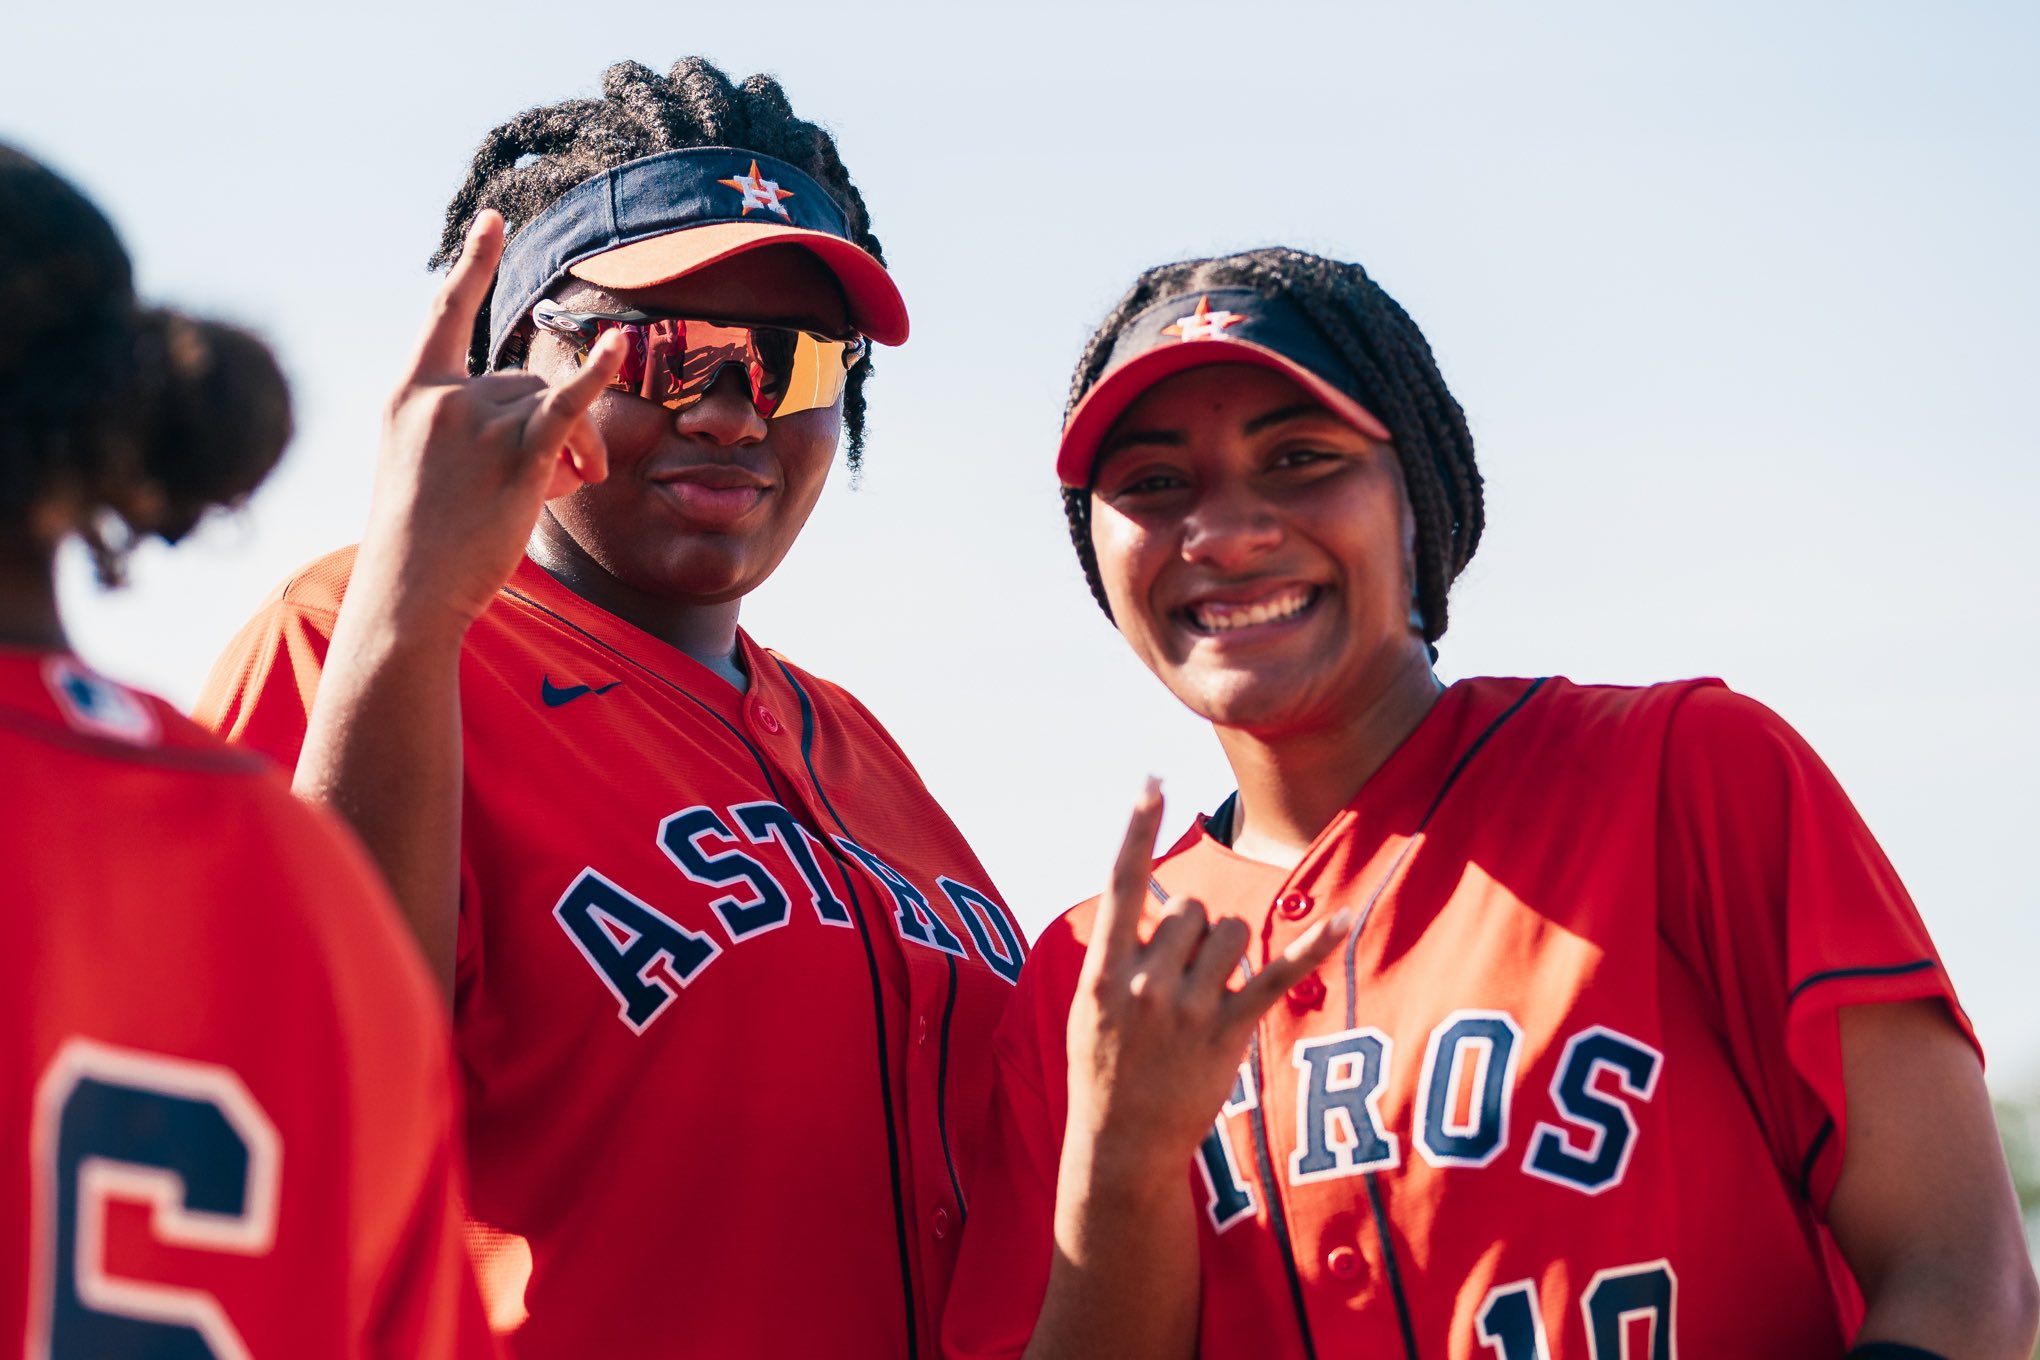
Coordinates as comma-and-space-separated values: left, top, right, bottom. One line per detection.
1477, 1262, 1676, 1360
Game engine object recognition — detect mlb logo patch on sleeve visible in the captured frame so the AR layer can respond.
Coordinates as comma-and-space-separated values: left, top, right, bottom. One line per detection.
43, 657, 159, 746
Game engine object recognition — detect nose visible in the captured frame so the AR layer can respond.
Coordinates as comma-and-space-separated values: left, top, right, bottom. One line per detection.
1180, 481, 1283, 569
674, 364, 768, 447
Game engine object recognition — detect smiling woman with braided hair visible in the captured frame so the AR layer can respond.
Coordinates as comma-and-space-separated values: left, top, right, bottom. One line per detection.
198, 59, 1023, 1357
942, 248, 2037, 1359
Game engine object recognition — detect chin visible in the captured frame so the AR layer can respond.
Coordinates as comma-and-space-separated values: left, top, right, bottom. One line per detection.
1163, 668, 1329, 736
609, 548, 757, 605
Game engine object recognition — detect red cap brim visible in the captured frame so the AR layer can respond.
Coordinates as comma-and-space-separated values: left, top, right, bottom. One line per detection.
1056, 338, 1391, 487
568, 222, 908, 346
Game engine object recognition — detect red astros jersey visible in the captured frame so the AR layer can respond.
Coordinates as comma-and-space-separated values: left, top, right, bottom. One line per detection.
196, 549, 1026, 1359
943, 676, 1977, 1360
1, 650, 491, 1359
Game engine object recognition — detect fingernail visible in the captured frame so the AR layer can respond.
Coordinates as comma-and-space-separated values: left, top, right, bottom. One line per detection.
1141, 775, 1162, 803
1327, 908, 1356, 935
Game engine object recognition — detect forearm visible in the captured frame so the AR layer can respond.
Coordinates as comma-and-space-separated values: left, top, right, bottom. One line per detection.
1851, 1249, 2040, 1359
1022, 1139, 1199, 1360
1831, 1002, 2040, 1359
294, 581, 467, 998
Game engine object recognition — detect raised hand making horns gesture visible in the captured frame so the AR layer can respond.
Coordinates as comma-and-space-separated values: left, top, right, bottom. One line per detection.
291, 209, 627, 992
363, 209, 626, 633
1028, 779, 1353, 1360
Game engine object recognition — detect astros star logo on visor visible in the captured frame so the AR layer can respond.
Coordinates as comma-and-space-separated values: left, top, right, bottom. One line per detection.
717, 160, 797, 220
1161, 295, 1246, 341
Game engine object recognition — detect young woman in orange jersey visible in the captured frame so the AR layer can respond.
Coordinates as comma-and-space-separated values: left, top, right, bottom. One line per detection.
199, 60, 1023, 1357
0, 145, 492, 1357
942, 249, 2038, 1359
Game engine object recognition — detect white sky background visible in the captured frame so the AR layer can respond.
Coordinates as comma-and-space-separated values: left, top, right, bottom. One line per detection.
7, 2, 2036, 1083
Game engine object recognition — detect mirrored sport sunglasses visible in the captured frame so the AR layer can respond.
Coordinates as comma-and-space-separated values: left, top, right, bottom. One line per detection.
531, 299, 869, 419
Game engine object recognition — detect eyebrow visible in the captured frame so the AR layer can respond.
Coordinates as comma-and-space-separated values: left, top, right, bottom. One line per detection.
1097, 427, 1184, 459
1243, 401, 1333, 434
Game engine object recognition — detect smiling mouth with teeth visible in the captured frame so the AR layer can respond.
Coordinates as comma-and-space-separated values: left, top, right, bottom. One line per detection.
1186, 585, 1321, 635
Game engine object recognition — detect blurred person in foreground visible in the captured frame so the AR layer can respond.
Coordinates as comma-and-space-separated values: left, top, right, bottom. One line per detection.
0, 144, 494, 1357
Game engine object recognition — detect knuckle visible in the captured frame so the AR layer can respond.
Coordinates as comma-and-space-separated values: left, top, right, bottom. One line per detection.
1209, 917, 1249, 951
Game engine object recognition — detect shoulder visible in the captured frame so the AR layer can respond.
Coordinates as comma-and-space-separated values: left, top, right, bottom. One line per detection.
1479, 673, 1726, 735
1655, 683, 1861, 825
193, 548, 360, 743
1659, 683, 1812, 759
1419, 675, 1729, 805
257, 544, 359, 620
1452, 673, 1815, 762
0, 657, 264, 774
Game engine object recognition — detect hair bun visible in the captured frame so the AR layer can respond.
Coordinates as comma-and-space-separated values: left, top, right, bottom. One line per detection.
130, 309, 291, 543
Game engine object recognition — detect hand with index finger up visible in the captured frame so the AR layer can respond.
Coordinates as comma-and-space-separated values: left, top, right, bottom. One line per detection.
355, 209, 626, 641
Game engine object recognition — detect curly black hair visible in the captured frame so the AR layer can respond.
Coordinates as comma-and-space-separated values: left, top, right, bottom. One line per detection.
0, 145, 290, 585
1062, 247, 1483, 645
432, 57, 886, 474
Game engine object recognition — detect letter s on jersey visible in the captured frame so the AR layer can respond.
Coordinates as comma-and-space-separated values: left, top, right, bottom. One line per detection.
1521, 1026, 1664, 1195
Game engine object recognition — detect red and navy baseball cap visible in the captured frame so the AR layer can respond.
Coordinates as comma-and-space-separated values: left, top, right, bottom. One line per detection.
1056, 287, 1391, 488
487, 146, 907, 369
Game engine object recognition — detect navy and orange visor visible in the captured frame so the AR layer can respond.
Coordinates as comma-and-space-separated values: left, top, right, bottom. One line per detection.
488, 146, 907, 371
1056, 287, 1391, 488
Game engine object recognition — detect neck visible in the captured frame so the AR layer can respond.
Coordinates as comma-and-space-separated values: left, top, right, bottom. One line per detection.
1216, 642, 1442, 870
0, 545, 67, 651
527, 516, 745, 687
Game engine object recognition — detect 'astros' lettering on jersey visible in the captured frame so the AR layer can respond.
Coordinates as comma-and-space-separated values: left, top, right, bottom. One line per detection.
198, 549, 1025, 1360
1, 651, 491, 1358
943, 676, 1975, 1360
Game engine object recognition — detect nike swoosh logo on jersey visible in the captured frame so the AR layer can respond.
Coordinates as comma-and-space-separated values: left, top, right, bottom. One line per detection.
541, 676, 624, 707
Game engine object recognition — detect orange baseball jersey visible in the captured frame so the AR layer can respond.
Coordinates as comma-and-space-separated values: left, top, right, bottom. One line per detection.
196, 548, 1026, 1359
1, 650, 492, 1359
943, 676, 1977, 1360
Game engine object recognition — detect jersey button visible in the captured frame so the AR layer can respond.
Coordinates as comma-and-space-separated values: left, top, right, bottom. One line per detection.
1326, 1245, 1361, 1279
1276, 890, 1312, 919
933, 1206, 951, 1240
1287, 972, 1327, 1012
753, 704, 783, 735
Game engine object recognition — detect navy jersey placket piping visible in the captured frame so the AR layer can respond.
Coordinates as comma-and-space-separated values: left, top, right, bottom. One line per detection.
776, 661, 927, 1358
504, 590, 920, 1355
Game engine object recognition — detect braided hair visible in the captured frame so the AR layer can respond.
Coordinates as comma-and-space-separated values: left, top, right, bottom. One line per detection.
1062, 248, 1483, 646
0, 146, 291, 585
433, 58, 886, 474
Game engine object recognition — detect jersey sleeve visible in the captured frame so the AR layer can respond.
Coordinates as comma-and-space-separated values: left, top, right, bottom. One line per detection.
311, 816, 500, 1359
940, 917, 1085, 1360
1655, 686, 1977, 1212
197, 562, 486, 986
193, 590, 337, 767
361, 1059, 500, 1360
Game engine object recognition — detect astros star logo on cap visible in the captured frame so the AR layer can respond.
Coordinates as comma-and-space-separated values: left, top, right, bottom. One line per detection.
1161, 296, 1246, 342
717, 159, 796, 219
